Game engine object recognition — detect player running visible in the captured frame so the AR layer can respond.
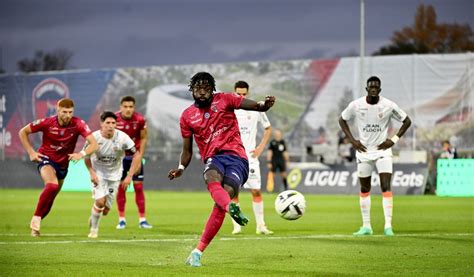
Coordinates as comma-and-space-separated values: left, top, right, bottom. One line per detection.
168, 72, 276, 267
84, 111, 142, 238
339, 76, 411, 236
231, 80, 273, 235
18, 98, 98, 237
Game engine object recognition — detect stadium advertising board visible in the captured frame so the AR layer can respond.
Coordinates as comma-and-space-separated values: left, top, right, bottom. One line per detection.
285, 163, 428, 195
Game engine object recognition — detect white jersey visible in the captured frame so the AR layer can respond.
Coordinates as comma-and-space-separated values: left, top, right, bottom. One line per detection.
235, 109, 271, 153
341, 96, 407, 159
86, 129, 136, 181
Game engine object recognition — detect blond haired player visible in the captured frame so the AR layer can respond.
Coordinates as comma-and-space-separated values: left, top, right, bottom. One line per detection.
339, 76, 411, 236
231, 80, 273, 235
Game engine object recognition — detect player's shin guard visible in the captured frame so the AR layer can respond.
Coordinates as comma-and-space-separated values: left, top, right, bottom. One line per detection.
252, 195, 265, 226
197, 204, 226, 252
207, 182, 231, 212
116, 183, 127, 217
34, 183, 60, 219
382, 191, 393, 229
91, 204, 104, 229
133, 182, 146, 217
359, 192, 371, 228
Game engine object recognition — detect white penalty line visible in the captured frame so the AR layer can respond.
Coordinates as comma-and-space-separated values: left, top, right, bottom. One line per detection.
0, 233, 472, 245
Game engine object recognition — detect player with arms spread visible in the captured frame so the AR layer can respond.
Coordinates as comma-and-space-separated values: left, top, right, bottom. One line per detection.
115, 96, 152, 229
339, 76, 411, 236
84, 111, 142, 238
168, 72, 276, 267
231, 80, 273, 235
18, 98, 98, 237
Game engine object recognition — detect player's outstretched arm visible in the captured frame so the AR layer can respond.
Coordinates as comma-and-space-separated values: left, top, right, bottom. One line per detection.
377, 116, 412, 150
338, 116, 367, 153
168, 137, 193, 180
239, 96, 276, 112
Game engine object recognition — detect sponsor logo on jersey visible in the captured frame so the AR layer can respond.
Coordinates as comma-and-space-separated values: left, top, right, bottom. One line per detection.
363, 124, 382, 132
32, 78, 70, 120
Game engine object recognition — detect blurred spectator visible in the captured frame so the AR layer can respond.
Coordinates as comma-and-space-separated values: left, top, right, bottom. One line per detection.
338, 136, 355, 163
439, 140, 458, 159
314, 126, 328, 144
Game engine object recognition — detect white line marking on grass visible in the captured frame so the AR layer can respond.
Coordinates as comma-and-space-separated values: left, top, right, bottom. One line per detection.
0, 233, 74, 237
0, 233, 472, 245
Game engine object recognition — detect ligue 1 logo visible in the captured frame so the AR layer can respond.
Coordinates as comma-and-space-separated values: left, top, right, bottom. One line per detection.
32, 78, 70, 119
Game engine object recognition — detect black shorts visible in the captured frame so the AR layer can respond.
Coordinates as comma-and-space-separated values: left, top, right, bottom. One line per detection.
37, 159, 68, 180
121, 156, 144, 181
204, 154, 249, 192
271, 159, 286, 173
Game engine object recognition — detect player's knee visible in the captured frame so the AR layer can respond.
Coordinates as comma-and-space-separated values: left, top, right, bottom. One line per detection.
359, 177, 372, 193
95, 198, 106, 208
379, 173, 392, 192
251, 189, 261, 198
204, 169, 222, 183
223, 184, 236, 199
102, 206, 110, 215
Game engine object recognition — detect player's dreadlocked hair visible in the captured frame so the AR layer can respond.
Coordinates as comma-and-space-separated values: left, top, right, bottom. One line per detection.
188, 72, 216, 92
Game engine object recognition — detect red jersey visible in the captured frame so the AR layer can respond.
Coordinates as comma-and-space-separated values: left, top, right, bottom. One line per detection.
29, 116, 92, 168
115, 111, 146, 155
180, 92, 247, 162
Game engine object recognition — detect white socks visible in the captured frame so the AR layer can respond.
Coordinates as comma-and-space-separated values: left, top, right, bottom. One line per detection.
359, 193, 371, 229
253, 201, 265, 227
382, 192, 393, 229
91, 204, 104, 229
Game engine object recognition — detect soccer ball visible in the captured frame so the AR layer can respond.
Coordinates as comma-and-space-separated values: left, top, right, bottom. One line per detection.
275, 190, 306, 220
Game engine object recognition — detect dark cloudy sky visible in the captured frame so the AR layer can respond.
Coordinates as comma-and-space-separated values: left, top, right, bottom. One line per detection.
0, 0, 472, 73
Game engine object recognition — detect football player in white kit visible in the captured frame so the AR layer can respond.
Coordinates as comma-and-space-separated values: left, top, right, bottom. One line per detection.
232, 81, 274, 235
84, 111, 142, 238
339, 76, 411, 236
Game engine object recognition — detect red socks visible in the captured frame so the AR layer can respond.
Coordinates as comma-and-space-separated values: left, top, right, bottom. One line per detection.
117, 182, 146, 218
207, 182, 231, 212
116, 183, 126, 217
34, 183, 60, 218
197, 204, 226, 252
134, 182, 146, 217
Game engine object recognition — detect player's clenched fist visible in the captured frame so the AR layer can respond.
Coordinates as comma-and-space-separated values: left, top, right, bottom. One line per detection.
168, 168, 184, 180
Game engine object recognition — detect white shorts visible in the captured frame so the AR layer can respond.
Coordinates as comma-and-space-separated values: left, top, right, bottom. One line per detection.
356, 150, 393, 178
243, 157, 261, 190
91, 178, 120, 209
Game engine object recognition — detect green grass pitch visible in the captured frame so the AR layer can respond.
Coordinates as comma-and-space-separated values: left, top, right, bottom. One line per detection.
0, 189, 473, 276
